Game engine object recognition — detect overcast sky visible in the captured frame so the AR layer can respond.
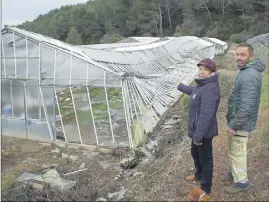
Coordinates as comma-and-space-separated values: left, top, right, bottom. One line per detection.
2, 0, 89, 27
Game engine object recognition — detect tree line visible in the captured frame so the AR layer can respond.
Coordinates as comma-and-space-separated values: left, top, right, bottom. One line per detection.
17, 0, 269, 45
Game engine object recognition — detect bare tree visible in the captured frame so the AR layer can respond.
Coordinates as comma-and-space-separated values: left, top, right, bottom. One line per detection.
202, 0, 212, 24
239, 7, 246, 31
166, 0, 173, 34
221, 0, 230, 20
251, 4, 258, 20
221, 0, 225, 19
158, 4, 163, 37
152, 14, 159, 35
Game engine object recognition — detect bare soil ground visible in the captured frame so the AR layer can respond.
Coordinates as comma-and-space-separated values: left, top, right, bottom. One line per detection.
1, 137, 125, 201
1, 44, 268, 201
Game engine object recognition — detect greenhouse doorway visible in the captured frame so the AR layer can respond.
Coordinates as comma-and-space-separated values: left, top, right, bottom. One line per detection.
2, 79, 55, 142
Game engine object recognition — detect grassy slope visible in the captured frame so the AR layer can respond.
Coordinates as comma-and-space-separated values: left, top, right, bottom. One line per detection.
260, 68, 268, 109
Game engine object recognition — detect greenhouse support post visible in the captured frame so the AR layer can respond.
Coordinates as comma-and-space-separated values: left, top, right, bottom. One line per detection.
12, 32, 17, 78
0, 0, 2, 135
54, 86, 67, 143
104, 71, 115, 146
121, 80, 133, 148
86, 64, 99, 146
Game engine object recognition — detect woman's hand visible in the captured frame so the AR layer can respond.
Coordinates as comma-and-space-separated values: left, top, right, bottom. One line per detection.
193, 140, 202, 146
175, 78, 182, 86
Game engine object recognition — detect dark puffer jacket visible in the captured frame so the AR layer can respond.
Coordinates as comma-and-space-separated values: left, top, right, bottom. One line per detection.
226, 59, 265, 132
178, 73, 221, 143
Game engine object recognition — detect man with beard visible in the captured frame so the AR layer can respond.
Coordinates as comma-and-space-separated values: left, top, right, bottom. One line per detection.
223, 43, 265, 193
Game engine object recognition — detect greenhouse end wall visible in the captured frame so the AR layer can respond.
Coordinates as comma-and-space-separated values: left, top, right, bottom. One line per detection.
1, 28, 130, 148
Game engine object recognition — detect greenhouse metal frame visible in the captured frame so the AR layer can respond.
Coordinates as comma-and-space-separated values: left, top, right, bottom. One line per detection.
1, 26, 229, 149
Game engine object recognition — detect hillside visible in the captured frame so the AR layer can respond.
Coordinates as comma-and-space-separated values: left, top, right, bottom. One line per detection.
16, 0, 269, 44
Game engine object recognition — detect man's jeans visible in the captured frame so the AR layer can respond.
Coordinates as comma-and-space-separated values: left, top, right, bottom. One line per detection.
191, 138, 213, 194
228, 135, 249, 183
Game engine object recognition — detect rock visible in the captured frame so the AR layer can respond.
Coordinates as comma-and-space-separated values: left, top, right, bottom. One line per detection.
120, 157, 139, 170
51, 148, 60, 154
69, 155, 78, 161
133, 172, 143, 177
146, 140, 157, 151
79, 163, 86, 169
42, 169, 60, 179
107, 186, 127, 201
114, 173, 123, 180
16, 169, 76, 191
42, 169, 76, 190
62, 153, 69, 158
96, 197, 107, 202
120, 157, 135, 165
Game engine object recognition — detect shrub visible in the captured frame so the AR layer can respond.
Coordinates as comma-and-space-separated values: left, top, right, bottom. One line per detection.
229, 31, 254, 43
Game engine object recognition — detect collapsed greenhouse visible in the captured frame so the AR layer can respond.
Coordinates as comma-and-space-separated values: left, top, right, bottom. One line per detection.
1, 26, 230, 148
202, 37, 228, 55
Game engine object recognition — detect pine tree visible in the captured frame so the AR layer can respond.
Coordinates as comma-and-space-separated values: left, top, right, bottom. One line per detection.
66, 27, 83, 45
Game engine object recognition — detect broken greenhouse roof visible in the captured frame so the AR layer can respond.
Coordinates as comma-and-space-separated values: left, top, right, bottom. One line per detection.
203, 37, 228, 46
2, 26, 114, 74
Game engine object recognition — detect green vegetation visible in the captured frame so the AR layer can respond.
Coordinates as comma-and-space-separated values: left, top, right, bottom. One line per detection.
1, 173, 16, 191
258, 44, 269, 109
56, 87, 123, 123
66, 27, 83, 45
131, 119, 147, 148
17, 0, 269, 44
